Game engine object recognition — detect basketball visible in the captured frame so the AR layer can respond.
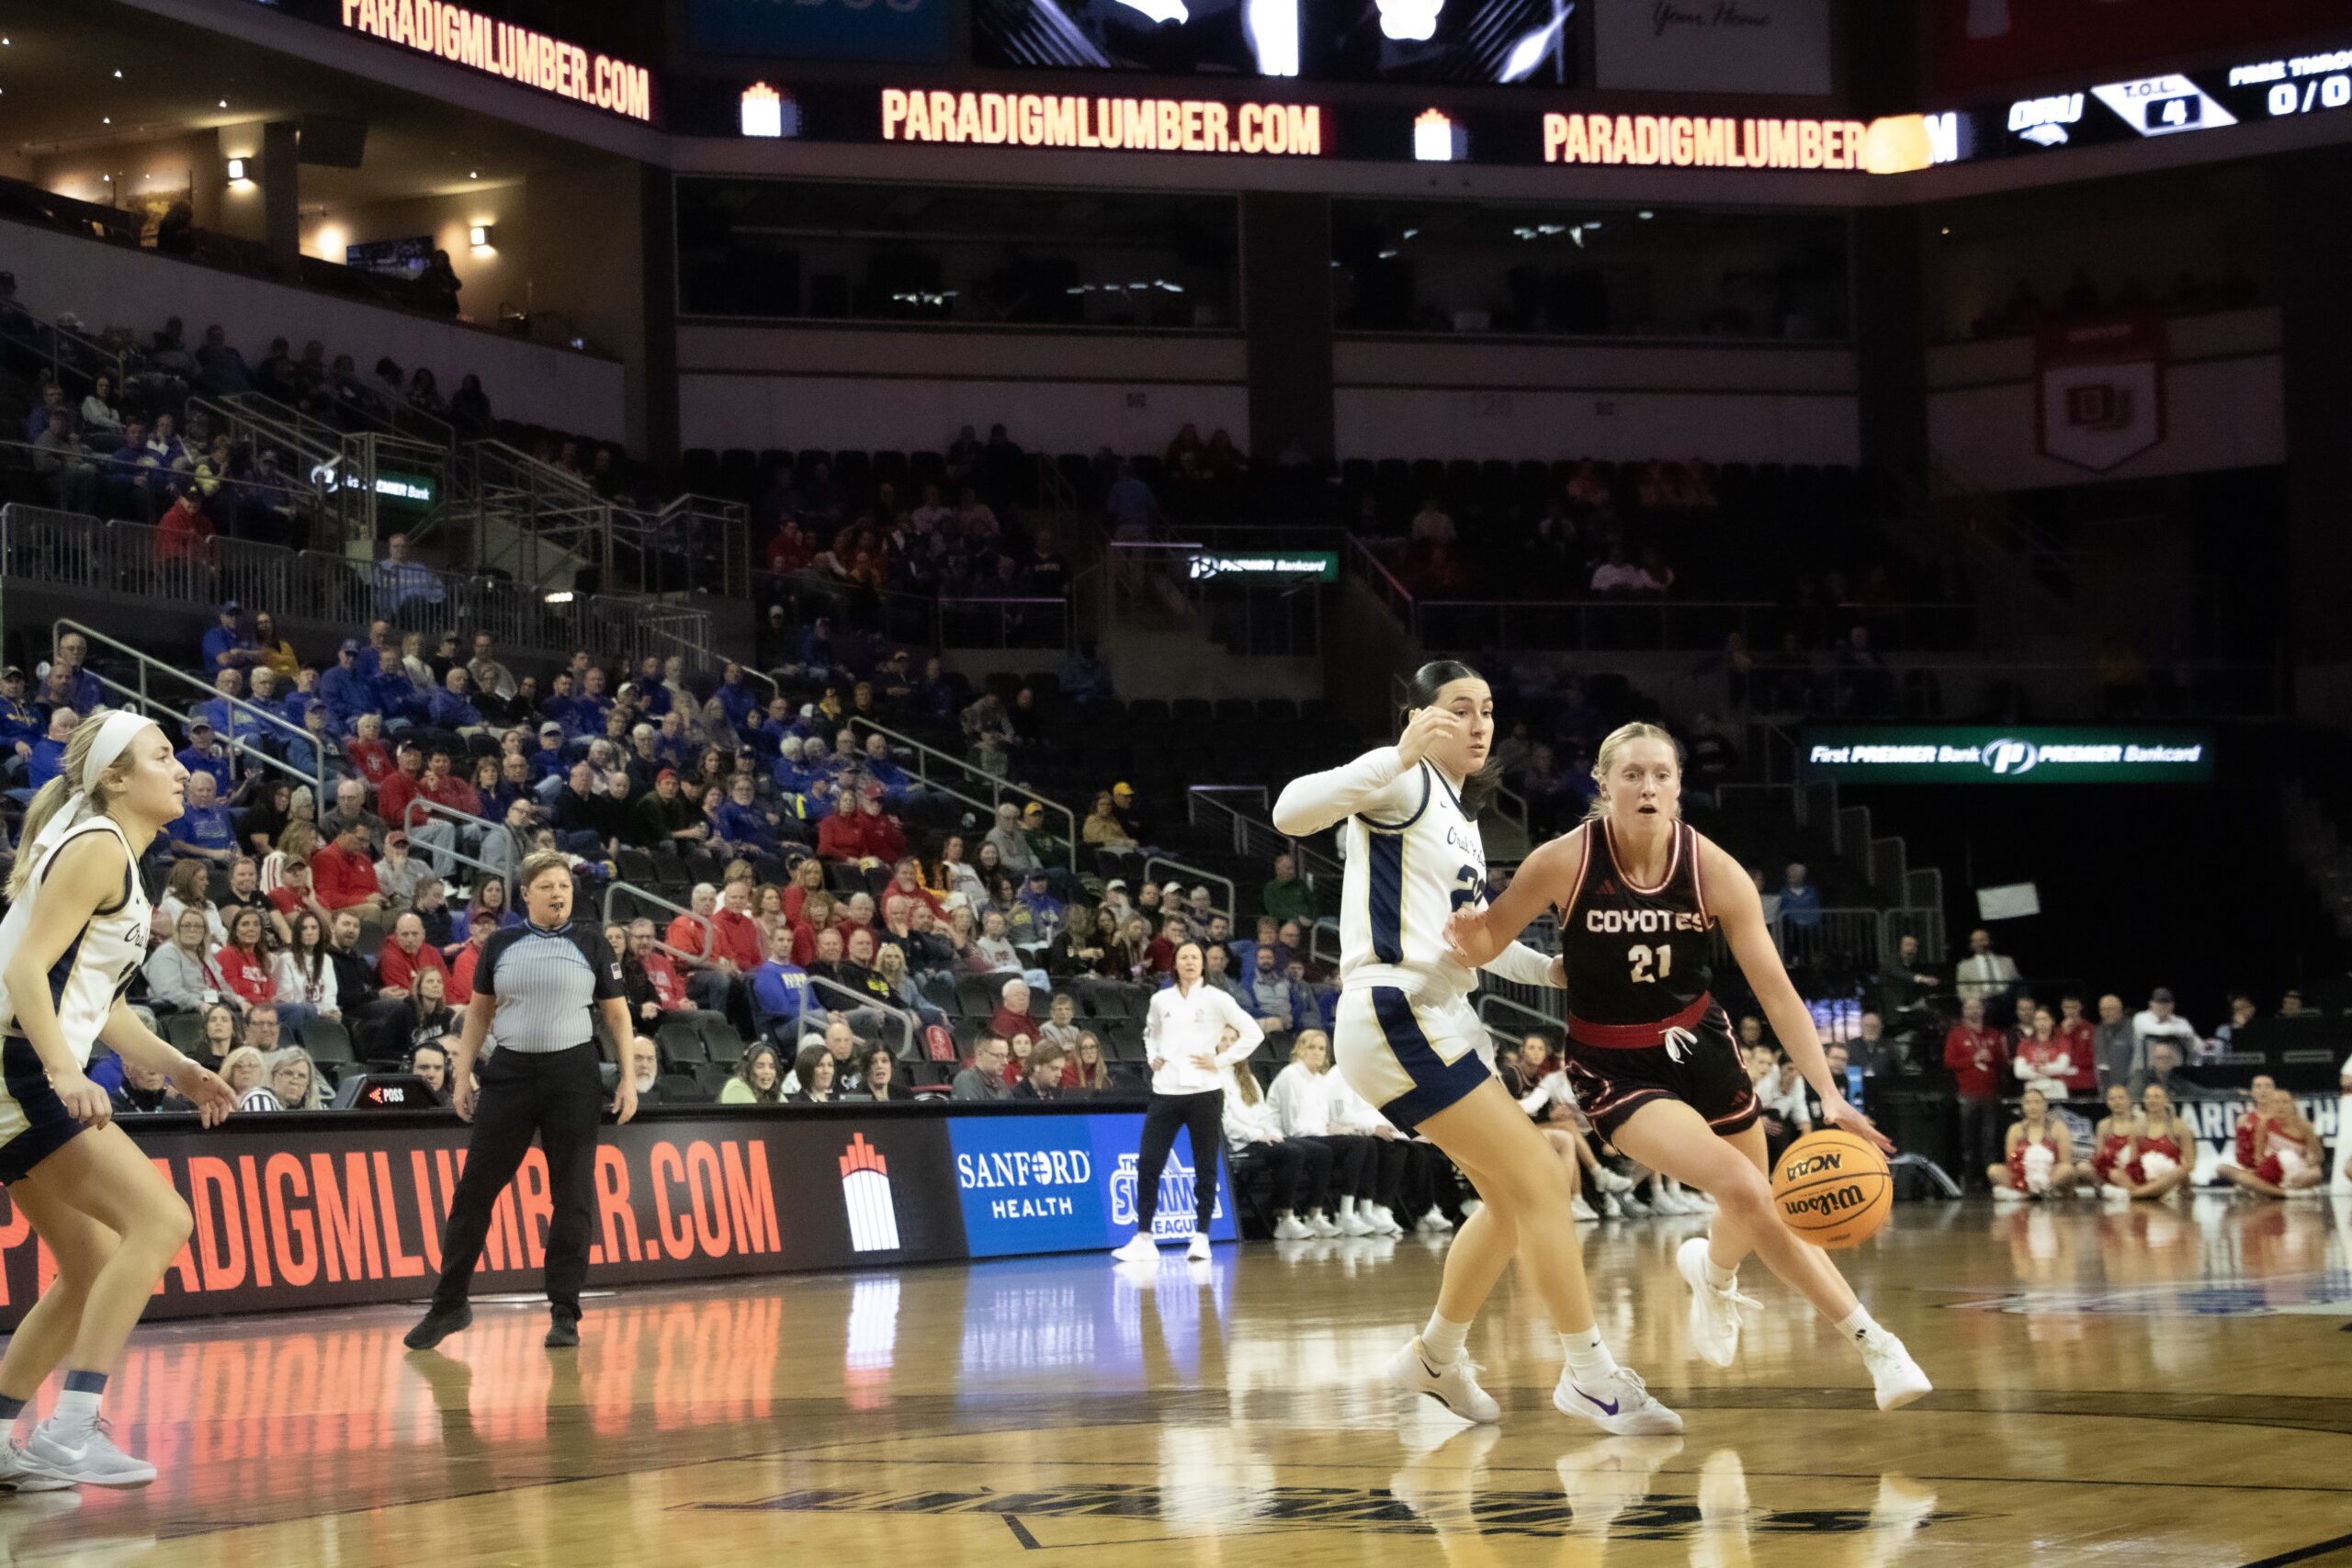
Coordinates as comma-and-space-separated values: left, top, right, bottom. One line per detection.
1771, 1131, 1894, 1249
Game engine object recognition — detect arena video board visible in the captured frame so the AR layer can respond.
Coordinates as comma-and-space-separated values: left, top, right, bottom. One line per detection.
972, 0, 1581, 85
1802, 726, 2213, 784
1912, 39, 2352, 166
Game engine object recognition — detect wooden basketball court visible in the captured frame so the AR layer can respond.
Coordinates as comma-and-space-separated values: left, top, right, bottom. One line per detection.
9, 1196, 2349, 1566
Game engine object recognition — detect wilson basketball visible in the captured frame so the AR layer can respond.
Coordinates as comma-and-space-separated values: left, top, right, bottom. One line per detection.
1771, 1131, 1893, 1249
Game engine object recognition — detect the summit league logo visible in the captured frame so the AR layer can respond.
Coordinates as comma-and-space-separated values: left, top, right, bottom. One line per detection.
840, 1134, 902, 1254
1112, 1150, 1225, 1241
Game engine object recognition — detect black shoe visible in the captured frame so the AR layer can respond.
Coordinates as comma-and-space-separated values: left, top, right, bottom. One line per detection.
544, 1314, 580, 1349
404, 1302, 472, 1350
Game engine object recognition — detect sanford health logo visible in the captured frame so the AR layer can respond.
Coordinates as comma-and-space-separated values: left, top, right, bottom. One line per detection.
957, 1142, 1092, 1222
1112, 1152, 1225, 1240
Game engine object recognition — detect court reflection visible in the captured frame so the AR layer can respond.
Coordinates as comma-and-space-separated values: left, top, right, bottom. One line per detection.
1389, 1431, 1939, 1566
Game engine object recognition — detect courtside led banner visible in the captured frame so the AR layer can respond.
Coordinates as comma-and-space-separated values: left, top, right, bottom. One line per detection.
881, 89, 1324, 155
1543, 113, 1871, 170
334, 0, 654, 121
0, 1105, 1198, 1330
1803, 726, 2213, 784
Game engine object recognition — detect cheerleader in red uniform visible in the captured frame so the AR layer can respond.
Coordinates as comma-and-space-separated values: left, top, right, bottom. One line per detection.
1991, 1087, 2079, 1201
2112, 1082, 2194, 1199
2090, 1084, 2139, 1195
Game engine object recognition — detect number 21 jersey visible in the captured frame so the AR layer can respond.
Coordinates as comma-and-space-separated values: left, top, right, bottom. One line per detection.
1560, 818, 1716, 1024
1337, 759, 1489, 999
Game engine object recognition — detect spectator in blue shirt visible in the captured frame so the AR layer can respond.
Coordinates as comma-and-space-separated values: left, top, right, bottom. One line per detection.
192, 669, 269, 749
576, 666, 615, 732
369, 647, 425, 728
632, 655, 672, 717
858, 733, 918, 804
175, 719, 232, 793
0, 667, 41, 762
20, 705, 74, 795
540, 671, 588, 739
715, 662, 761, 731
320, 639, 376, 729
1779, 862, 1823, 931
42, 631, 104, 716
750, 955, 824, 1046
168, 768, 239, 864
797, 617, 840, 677
284, 702, 336, 781
426, 666, 485, 735
715, 775, 785, 855
1015, 868, 1066, 943
772, 735, 816, 795
528, 721, 571, 783
913, 656, 958, 720
200, 601, 264, 676
373, 532, 445, 624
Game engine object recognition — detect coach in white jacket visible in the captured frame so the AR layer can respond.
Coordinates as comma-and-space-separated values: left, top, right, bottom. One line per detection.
1114, 940, 1263, 1264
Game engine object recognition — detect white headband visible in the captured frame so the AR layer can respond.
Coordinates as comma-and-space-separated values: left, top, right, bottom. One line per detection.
81, 709, 154, 794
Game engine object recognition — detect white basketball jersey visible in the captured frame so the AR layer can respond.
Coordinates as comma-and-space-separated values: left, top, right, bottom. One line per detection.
0, 816, 152, 1066
1336, 759, 1488, 999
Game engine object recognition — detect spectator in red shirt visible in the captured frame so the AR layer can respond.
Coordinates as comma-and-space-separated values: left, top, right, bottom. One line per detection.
1943, 997, 2009, 1190
1145, 914, 1187, 977
622, 917, 693, 1028
710, 877, 767, 972
268, 856, 326, 926
378, 911, 466, 1003
312, 820, 388, 926
376, 740, 427, 833
882, 857, 945, 921
818, 784, 907, 865
989, 976, 1039, 1044
157, 484, 214, 563
345, 713, 394, 791
420, 746, 481, 817
2054, 994, 2098, 1095
664, 882, 720, 967
214, 907, 275, 1009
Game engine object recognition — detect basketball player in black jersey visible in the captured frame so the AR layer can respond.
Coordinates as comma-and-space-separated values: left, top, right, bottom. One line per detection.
1446, 722, 1931, 1410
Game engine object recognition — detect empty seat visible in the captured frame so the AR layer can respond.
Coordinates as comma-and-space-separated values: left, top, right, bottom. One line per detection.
657, 1020, 707, 1070
302, 1016, 356, 1066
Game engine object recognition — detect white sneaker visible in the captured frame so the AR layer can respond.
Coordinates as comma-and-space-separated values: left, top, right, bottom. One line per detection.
1306, 1213, 1341, 1237
1858, 1329, 1932, 1411
21, 1418, 155, 1487
1460, 1198, 1484, 1217
1112, 1233, 1160, 1264
1273, 1215, 1312, 1240
1572, 1195, 1600, 1223
1338, 1208, 1377, 1236
1386, 1337, 1502, 1424
1594, 1167, 1636, 1195
1617, 1192, 1653, 1218
1662, 1188, 1702, 1215
1186, 1233, 1211, 1261
0, 1441, 74, 1494
1677, 1237, 1760, 1369
1993, 1186, 2025, 1203
1369, 1204, 1405, 1235
1554, 1364, 1684, 1436
1600, 1193, 1626, 1219
1416, 1210, 1455, 1234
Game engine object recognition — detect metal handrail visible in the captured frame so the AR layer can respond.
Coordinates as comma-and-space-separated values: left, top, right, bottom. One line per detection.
56, 616, 326, 800
1475, 990, 1566, 1051
842, 715, 1083, 868
397, 795, 504, 884
1186, 786, 1342, 885
805, 973, 917, 1062
602, 879, 719, 966
1143, 854, 1236, 923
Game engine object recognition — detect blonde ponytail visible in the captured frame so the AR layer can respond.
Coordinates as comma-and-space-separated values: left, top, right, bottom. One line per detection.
1584, 722, 1683, 824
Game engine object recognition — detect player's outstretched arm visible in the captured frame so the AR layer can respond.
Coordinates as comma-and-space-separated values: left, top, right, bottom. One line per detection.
1445, 829, 1583, 970
1272, 747, 1412, 838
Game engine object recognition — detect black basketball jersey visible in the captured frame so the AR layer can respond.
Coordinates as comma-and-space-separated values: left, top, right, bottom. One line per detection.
1560, 818, 1717, 1027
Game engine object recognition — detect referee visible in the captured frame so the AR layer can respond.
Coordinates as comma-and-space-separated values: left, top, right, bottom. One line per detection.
405, 850, 636, 1351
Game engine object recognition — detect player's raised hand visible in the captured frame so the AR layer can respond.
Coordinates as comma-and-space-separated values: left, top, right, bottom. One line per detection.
1443, 907, 1505, 969
1396, 705, 1463, 771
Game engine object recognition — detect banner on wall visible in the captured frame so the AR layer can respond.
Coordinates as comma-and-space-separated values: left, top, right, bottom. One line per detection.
2037, 317, 2165, 474
1592, 0, 1834, 96
0, 1108, 1191, 1331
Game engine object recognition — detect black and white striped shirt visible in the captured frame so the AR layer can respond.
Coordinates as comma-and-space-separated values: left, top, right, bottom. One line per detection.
475, 921, 626, 1054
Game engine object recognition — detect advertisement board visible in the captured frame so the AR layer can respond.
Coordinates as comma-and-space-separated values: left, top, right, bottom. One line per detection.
685, 0, 953, 64
948, 1112, 1235, 1257
1802, 727, 2213, 784
0, 1107, 1184, 1331
248, 0, 656, 122
1591, 0, 1833, 96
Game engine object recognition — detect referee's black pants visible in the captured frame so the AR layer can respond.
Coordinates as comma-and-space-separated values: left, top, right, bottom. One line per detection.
1132, 1089, 1223, 1235
430, 1043, 604, 1318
